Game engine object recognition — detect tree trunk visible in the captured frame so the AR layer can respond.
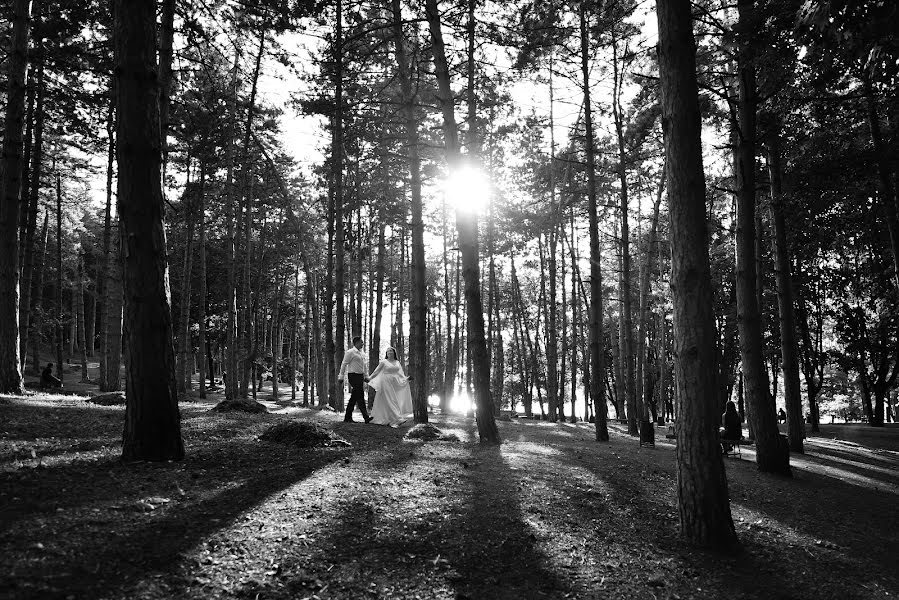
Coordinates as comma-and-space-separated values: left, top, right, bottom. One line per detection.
177, 187, 195, 395
331, 0, 346, 410
612, 35, 637, 436
579, 2, 609, 442
197, 159, 207, 399
636, 163, 665, 422
114, 0, 184, 461
655, 0, 739, 549
223, 50, 240, 401
442, 200, 455, 412
98, 94, 114, 389
426, 0, 498, 444
19, 50, 44, 372
390, 0, 428, 422
733, 0, 789, 475
55, 173, 63, 384
767, 126, 804, 452
76, 255, 88, 382
30, 212, 48, 375
0, 0, 31, 393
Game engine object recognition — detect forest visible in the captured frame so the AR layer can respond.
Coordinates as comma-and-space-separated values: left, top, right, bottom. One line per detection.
0, 0, 898, 598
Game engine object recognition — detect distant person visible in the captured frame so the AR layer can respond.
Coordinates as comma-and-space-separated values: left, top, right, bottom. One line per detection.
41, 363, 61, 388
720, 401, 743, 452
778, 408, 786, 424
337, 336, 373, 423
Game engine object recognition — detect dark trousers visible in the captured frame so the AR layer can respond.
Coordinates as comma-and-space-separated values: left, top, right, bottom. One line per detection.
345, 373, 370, 421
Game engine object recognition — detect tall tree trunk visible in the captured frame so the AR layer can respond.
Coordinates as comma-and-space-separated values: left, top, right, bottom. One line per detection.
0, 0, 31, 393
55, 173, 63, 384
115, 0, 184, 461
426, 0, 499, 443
98, 94, 114, 389
20, 58, 45, 372
103, 223, 124, 392
30, 212, 48, 375
197, 158, 207, 399
331, 0, 346, 410
612, 34, 636, 435
571, 208, 579, 421
177, 187, 195, 395
391, 0, 428, 422
238, 30, 266, 399
76, 255, 88, 381
223, 50, 240, 401
656, 0, 739, 548
291, 261, 299, 402
157, 0, 175, 167
442, 199, 455, 411
85, 280, 95, 358
636, 164, 665, 421
579, 2, 609, 442
734, 0, 789, 475
767, 125, 804, 452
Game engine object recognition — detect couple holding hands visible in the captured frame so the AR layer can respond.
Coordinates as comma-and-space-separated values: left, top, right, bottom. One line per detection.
337, 336, 413, 427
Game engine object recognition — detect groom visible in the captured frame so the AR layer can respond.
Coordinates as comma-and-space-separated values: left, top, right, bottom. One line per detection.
337, 336, 373, 423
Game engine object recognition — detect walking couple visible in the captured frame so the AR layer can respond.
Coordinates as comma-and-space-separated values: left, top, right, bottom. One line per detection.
337, 336, 413, 427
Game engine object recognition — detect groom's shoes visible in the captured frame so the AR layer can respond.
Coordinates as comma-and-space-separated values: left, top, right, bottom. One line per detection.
364, 416, 373, 424
344, 418, 355, 423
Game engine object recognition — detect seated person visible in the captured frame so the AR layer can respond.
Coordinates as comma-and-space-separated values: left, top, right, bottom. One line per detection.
778, 408, 786, 424
41, 363, 62, 388
720, 400, 743, 452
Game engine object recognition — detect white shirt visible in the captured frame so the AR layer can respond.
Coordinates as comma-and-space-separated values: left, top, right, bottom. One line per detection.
338, 347, 368, 380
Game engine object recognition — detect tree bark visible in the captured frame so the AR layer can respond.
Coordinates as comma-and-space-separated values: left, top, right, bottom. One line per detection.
55, 173, 63, 384
197, 159, 207, 398
76, 255, 88, 381
612, 34, 637, 436
223, 50, 240, 401
733, 0, 789, 475
0, 0, 32, 393
30, 212, 48, 375
426, 0, 499, 444
332, 0, 346, 410
177, 186, 195, 395
579, 2, 609, 442
98, 94, 115, 389
636, 163, 665, 422
390, 0, 428, 423
655, 0, 739, 549
19, 25, 42, 371
114, 0, 184, 461
767, 126, 804, 451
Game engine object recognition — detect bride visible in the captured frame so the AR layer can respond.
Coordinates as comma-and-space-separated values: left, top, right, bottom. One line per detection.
367, 347, 413, 427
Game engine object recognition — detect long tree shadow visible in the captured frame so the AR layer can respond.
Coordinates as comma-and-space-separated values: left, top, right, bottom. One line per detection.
0, 405, 352, 600
545, 426, 899, 599
231, 418, 574, 600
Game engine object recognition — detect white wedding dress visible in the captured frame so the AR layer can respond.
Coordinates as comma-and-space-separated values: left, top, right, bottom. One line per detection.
367, 359, 413, 427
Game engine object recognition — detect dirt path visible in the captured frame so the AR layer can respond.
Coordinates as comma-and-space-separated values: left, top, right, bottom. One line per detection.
1, 394, 897, 599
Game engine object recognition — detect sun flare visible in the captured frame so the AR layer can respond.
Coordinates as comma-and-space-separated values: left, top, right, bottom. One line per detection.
442, 165, 490, 214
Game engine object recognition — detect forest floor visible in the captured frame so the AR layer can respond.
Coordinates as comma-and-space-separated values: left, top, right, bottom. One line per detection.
1, 365, 898, 600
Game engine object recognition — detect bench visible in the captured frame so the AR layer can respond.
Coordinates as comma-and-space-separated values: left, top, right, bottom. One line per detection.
663, 428, 754, 458
720, 438, 753, 458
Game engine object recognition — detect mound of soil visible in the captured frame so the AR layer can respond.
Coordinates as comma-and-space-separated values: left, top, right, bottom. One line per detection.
259, 420, 350, 448
211, 399, 268, 414
403, 423, 459, 442
86, 392, 126, 406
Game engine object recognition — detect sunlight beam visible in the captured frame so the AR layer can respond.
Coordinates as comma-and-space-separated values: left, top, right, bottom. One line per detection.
442, 165, 490, 214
